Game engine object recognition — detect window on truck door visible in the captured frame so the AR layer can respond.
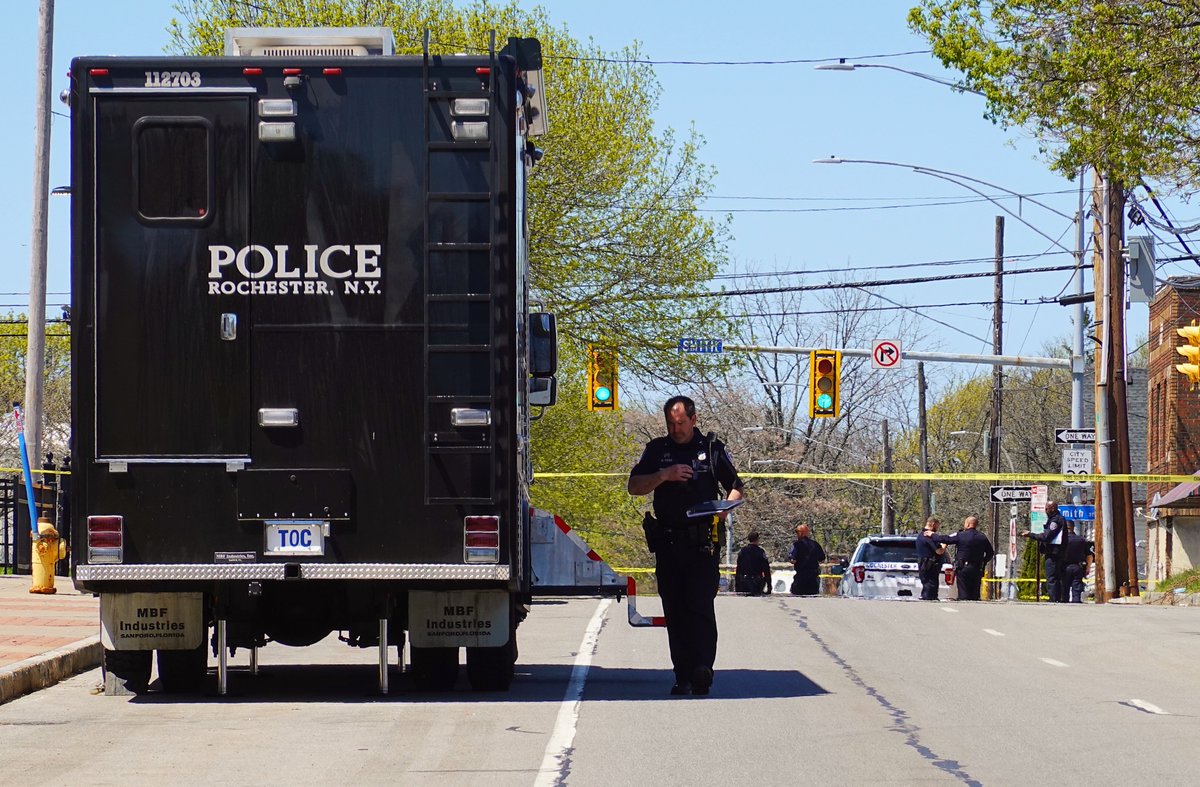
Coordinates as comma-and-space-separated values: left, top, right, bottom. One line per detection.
133, 117, 213, 224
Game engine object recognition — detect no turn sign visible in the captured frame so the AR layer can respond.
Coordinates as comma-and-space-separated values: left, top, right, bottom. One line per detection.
872, 339, 902, 369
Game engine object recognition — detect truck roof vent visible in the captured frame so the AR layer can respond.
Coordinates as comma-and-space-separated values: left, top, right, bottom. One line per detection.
224, 27, 395, 57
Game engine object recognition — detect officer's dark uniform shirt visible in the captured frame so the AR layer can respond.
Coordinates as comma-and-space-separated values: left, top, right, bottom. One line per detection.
934, 528, 995, 567
789, 538, 826, 574
1031, 513, 1068, 556
916, 530, 942, 562
1063, 531, 1095, 565
629, 428, 743, 525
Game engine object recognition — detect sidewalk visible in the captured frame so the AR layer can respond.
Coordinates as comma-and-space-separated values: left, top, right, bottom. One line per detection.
0, 574, 101, 705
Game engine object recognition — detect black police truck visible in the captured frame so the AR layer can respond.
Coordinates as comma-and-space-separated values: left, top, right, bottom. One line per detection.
68, 27, 613, 696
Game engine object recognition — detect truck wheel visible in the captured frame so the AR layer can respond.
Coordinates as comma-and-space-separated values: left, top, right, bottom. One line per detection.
466, 637, 516, 692
410, 645, 459, 691
156, 645, 209, 694
103, 648, 152, 696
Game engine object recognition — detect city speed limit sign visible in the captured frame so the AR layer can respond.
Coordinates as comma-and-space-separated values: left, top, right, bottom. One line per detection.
1061, 448, 1092, 486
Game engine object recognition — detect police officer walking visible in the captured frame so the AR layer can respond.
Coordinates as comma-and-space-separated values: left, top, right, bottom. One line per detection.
628, 396, 744, 697
1021, 501, 1069, 602
932, 515, 995, 601
1062, 522, 1095, 603
916, 517, 947, 600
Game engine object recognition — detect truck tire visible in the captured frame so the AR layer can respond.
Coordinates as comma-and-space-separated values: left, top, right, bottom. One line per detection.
410, 645, 459, 691
466, 637, 516, 692
156, 645, 209, 694
103, 648, 152, 696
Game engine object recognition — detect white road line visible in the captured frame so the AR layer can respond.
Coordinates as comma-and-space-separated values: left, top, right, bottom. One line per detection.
982, 628, 1005, 637
1040, 657, 1069, 668
1127, 699, 1169, 715
940, 607, 959, 613
534, 598, 612, 787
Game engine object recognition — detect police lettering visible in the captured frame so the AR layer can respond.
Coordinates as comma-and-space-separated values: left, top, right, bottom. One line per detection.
206, 243, 382, 297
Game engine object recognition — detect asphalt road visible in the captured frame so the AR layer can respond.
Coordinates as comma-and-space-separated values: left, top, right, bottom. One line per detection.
1, 595, 1196, 786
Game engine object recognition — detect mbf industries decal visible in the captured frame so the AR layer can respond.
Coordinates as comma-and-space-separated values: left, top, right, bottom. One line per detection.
208, 244, 383, 296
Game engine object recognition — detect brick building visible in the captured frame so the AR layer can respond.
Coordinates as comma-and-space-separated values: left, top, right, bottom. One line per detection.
1146, 277, 1200, 581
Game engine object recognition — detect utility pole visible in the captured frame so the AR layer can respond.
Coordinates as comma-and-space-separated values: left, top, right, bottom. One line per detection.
25, 0, 54, 467
881, 419, 894, 534
988, 217, 1005, 598
1092, 171, 1134, 601
918, 361, 931, 520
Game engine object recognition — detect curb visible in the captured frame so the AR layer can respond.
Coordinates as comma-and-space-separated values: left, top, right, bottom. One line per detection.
0, 635, 103, 706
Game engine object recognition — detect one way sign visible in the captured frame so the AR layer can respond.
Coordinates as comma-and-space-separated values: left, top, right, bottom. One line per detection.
990, 485, 1034, 503
1055, 428, 1096, 444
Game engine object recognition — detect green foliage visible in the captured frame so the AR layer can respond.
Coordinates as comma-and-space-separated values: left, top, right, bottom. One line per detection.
909, 1, 1200, 191
1155, 566, 1200, 594
0, 315, 70, 469
1017, 537, 1041, 600
528, 343, 648, 566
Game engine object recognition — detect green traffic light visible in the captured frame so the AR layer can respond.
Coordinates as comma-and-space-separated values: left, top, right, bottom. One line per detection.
816, 393, 833, 410
595, 386, 612, 402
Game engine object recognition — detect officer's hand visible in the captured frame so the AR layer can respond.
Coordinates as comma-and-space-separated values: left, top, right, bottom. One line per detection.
1020, 530, 1030, 537
662, 463, 693, 483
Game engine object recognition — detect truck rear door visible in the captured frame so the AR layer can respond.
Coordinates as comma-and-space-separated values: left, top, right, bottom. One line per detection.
92, 96, 250, 458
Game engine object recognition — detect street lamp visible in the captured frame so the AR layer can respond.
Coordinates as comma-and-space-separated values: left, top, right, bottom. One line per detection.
814, 155, 1088, 496
814, 60, 984, 96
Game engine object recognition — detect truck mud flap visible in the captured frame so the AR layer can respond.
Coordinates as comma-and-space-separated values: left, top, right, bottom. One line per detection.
529, 509, 624, 596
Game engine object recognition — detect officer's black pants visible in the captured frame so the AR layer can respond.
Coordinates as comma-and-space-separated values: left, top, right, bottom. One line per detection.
919, 566, 941, 600
1063, 562, 1086, 603
790, 572, 820, 596
656, 541, 719, 683
957, 564, 983, 600
1044, 556, 1065, 602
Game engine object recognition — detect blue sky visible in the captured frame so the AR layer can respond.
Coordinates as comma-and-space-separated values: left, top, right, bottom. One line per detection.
9, 0, 1183, 374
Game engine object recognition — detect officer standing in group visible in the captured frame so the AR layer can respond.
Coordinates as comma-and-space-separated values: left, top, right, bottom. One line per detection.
788, 524, 826, 596
628, 395, 744, 697
1021, 501, 1069, 602
1062, 522, 1095, 603
916, 517, 947, 601
735, 532, 771, 596
932, 515, 995, 601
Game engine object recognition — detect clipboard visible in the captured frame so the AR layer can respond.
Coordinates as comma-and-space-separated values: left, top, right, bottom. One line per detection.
685, 499, 745, 519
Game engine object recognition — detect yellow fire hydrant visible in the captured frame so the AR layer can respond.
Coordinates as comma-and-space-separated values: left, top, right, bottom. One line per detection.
30, 518, 68, 595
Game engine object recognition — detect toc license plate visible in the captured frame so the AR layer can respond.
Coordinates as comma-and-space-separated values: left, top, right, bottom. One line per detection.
265, 520, 325, 556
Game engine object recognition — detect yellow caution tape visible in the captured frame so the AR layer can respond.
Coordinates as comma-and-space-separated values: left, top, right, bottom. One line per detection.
0, 466, 70, 476
536, 471, 1192, 483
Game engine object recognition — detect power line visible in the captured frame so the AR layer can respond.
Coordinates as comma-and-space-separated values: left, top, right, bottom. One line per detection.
711, 251, 1070, 281
560, 264, 1079, 305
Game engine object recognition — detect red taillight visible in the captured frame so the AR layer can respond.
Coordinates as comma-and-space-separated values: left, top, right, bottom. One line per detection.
464, 516, 500, 563
87, 515, 123, 564
465, 532, 499, 548
283, 67, 302, 76
852, 565, 866, 583
475, 67, 490, 75
322, 67, 342, 76
89, 68, 109, 77
243, 67, 263, 76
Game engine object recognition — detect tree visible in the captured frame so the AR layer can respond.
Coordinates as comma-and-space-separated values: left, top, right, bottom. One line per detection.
0, 314, 70, 470
908, 1, 1200, 193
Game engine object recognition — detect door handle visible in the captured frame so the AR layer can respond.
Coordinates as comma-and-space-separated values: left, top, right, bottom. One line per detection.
220, 313, 237, 341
